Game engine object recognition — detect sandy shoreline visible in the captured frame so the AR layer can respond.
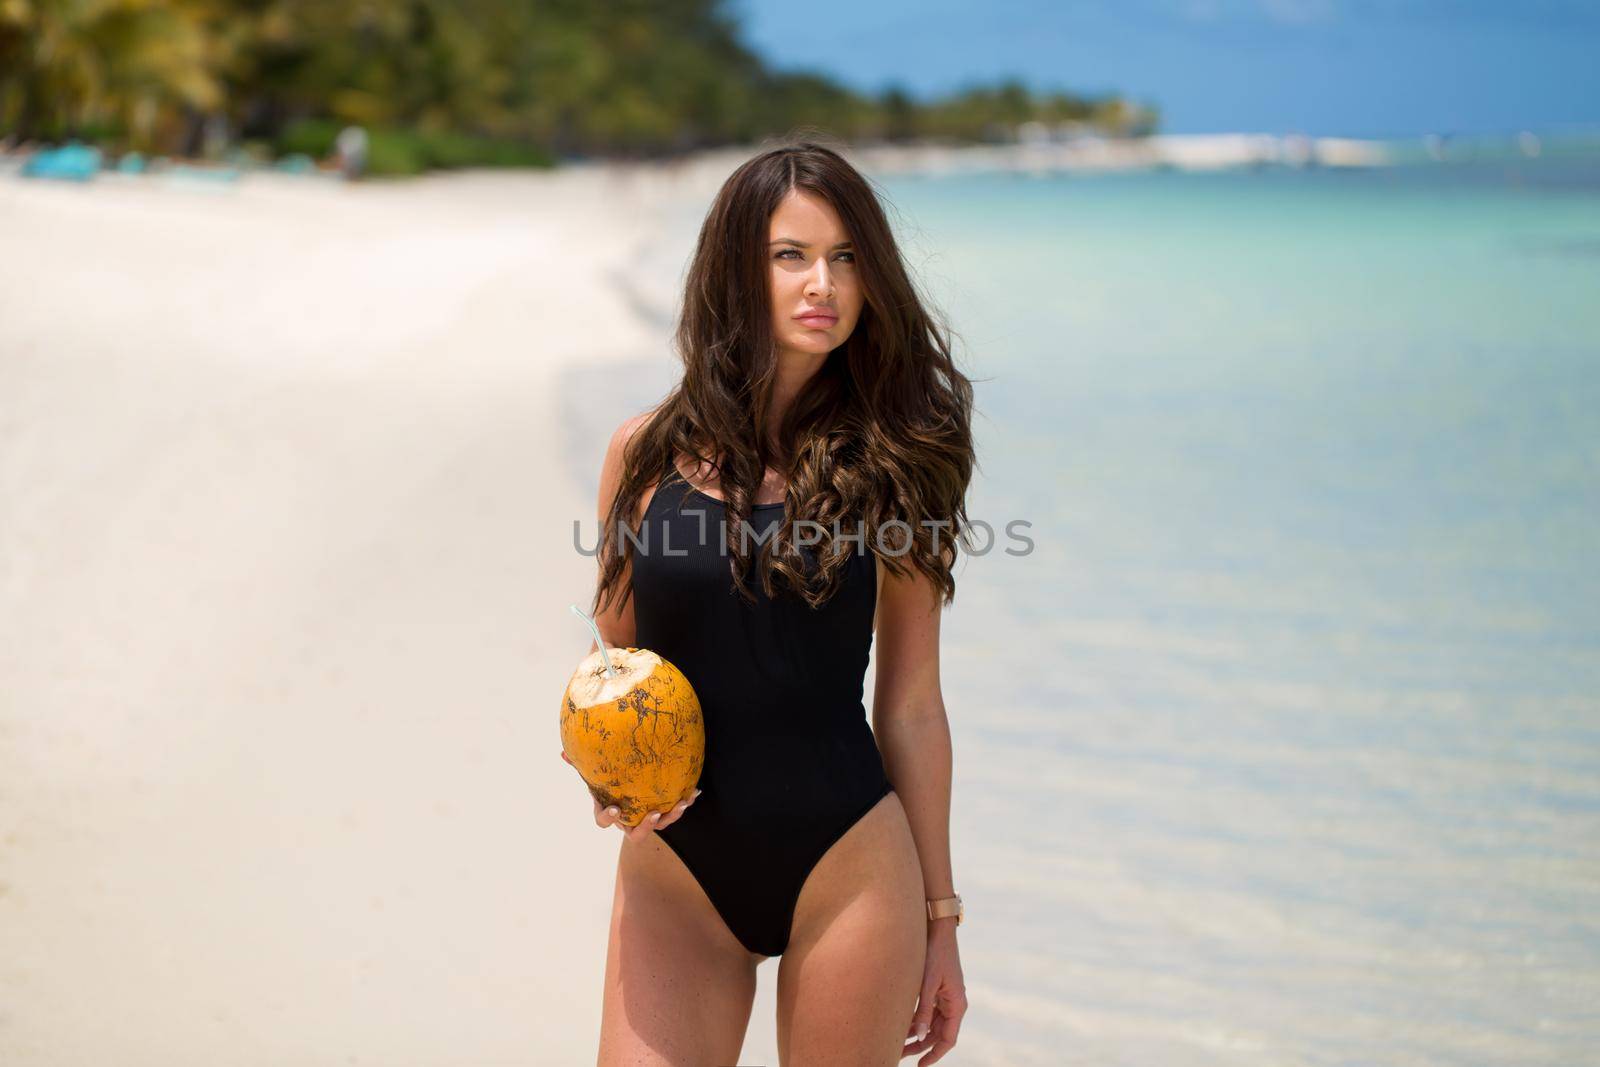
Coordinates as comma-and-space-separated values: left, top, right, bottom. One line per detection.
0, 163, 738, 1063
3, 131, 1401, 192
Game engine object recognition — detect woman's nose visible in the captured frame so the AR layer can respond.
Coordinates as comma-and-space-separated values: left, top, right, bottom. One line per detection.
806, 259, 834, 298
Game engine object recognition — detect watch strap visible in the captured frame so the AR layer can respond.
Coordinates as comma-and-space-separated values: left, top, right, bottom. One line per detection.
926, 894, 963, 925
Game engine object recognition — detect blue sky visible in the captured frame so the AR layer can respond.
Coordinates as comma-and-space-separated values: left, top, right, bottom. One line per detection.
731, 0, 1600, 138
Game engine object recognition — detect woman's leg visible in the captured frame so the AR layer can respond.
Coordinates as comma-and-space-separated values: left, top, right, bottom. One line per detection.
596, 833, 763, 1066
775, 792, 928, 1066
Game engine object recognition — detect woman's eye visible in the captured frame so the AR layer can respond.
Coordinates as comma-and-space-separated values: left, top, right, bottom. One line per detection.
775, 249, 853, 262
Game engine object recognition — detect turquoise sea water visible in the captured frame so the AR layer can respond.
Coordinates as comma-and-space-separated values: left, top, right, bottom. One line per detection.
629, 143, 1600, 1064
864, 148, 1600, 1064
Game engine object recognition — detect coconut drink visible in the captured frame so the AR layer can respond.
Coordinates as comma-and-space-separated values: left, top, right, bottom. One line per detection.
560, 633, 705, 827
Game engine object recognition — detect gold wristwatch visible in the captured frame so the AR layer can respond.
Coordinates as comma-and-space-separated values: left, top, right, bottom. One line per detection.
926, 894, 963, 925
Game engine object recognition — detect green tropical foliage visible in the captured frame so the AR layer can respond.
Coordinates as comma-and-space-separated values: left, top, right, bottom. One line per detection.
1, 0, 1161, 173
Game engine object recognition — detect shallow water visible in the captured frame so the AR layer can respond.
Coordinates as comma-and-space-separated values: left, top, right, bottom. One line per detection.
873, 148, 1600, 1064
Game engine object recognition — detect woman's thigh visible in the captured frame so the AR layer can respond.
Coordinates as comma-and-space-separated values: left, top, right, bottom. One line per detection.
775, 792, 928, 1066
597, 834, 762, 1066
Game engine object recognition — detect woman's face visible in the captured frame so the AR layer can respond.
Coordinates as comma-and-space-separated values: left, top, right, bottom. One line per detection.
767, 188, 863, 363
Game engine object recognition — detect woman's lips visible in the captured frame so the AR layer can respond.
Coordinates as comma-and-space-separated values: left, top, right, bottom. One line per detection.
796, 313, 838, 329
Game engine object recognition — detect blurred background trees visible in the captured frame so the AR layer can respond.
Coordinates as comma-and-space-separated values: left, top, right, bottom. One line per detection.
0, 0, 1161, 173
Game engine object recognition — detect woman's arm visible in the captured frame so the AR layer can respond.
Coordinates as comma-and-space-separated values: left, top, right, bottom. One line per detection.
586, 412, 652, 658
872, 556, 966, 1062
567, 411, 702, 840
871, 557, 956, 905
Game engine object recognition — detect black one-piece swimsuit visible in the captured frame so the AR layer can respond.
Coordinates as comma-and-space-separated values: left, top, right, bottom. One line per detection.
630, 468, 894, 958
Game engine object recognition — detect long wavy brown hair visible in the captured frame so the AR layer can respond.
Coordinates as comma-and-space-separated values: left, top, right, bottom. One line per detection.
593, 136, 978, 618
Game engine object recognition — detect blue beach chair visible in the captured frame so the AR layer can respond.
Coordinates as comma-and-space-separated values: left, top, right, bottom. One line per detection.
19, 142, 103, 181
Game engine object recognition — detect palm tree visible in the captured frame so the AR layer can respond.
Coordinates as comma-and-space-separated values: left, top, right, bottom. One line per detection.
1, 0, 221, 151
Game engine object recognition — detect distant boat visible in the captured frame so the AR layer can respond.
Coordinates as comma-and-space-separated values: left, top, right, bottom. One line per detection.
1281, 133, 1314, 168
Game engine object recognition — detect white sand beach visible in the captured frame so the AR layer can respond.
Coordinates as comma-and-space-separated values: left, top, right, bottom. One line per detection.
0, 160, 785, 1064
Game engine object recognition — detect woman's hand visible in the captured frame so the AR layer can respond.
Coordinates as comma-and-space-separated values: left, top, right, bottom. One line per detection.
902, 922, 967, 1064
560, 750, 700, 841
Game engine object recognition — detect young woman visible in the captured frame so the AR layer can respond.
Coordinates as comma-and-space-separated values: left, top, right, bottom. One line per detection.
564, 139, 975, 1066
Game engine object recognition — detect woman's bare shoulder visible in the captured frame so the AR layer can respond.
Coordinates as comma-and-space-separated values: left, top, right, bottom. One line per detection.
617, 408, 657, 440
598, 405, 668, 517
602, 405, 663, 468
